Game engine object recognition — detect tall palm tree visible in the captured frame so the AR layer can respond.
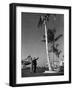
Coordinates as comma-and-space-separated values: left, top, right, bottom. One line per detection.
38, 14, 56, 71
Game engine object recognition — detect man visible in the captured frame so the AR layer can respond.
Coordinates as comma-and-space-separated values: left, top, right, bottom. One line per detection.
32, 57, 39, 73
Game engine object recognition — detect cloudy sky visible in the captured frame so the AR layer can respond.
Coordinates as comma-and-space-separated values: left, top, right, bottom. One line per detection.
21, 12, 64, 67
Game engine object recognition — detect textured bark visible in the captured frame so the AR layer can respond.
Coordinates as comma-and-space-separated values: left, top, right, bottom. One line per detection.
44, 23, 52, 71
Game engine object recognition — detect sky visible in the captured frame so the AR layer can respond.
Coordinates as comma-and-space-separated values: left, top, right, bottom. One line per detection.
21, 12, 64, 67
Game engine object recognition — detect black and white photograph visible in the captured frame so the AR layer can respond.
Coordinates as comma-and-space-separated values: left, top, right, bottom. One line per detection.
10, 3, 71, 86
21, 13, 64, 77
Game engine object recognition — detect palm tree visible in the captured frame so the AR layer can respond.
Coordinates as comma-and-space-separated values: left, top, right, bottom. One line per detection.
38, 14, 56, 71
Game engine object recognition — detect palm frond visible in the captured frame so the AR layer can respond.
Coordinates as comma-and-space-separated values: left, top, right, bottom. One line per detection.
56, 50, 62, 58
47, 29, 54, 43
55, 34, 63, 41
46, 14, 50, 17
56, 44, 59, 48
45, 14, 50, 21
38, 14, 51, 28
37, 16, 43, 27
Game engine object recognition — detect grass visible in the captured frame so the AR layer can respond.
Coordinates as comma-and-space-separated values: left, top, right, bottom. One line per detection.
21, 66, 64, 77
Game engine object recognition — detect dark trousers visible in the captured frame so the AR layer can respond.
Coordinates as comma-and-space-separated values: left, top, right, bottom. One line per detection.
32, 63, 36, 73
33, 64, 36, 73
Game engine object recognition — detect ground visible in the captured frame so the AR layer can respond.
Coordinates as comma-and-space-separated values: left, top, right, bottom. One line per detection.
21, 67, 64, 77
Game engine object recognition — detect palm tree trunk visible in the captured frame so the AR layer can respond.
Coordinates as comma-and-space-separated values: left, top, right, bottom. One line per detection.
44, 23, 52, 71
